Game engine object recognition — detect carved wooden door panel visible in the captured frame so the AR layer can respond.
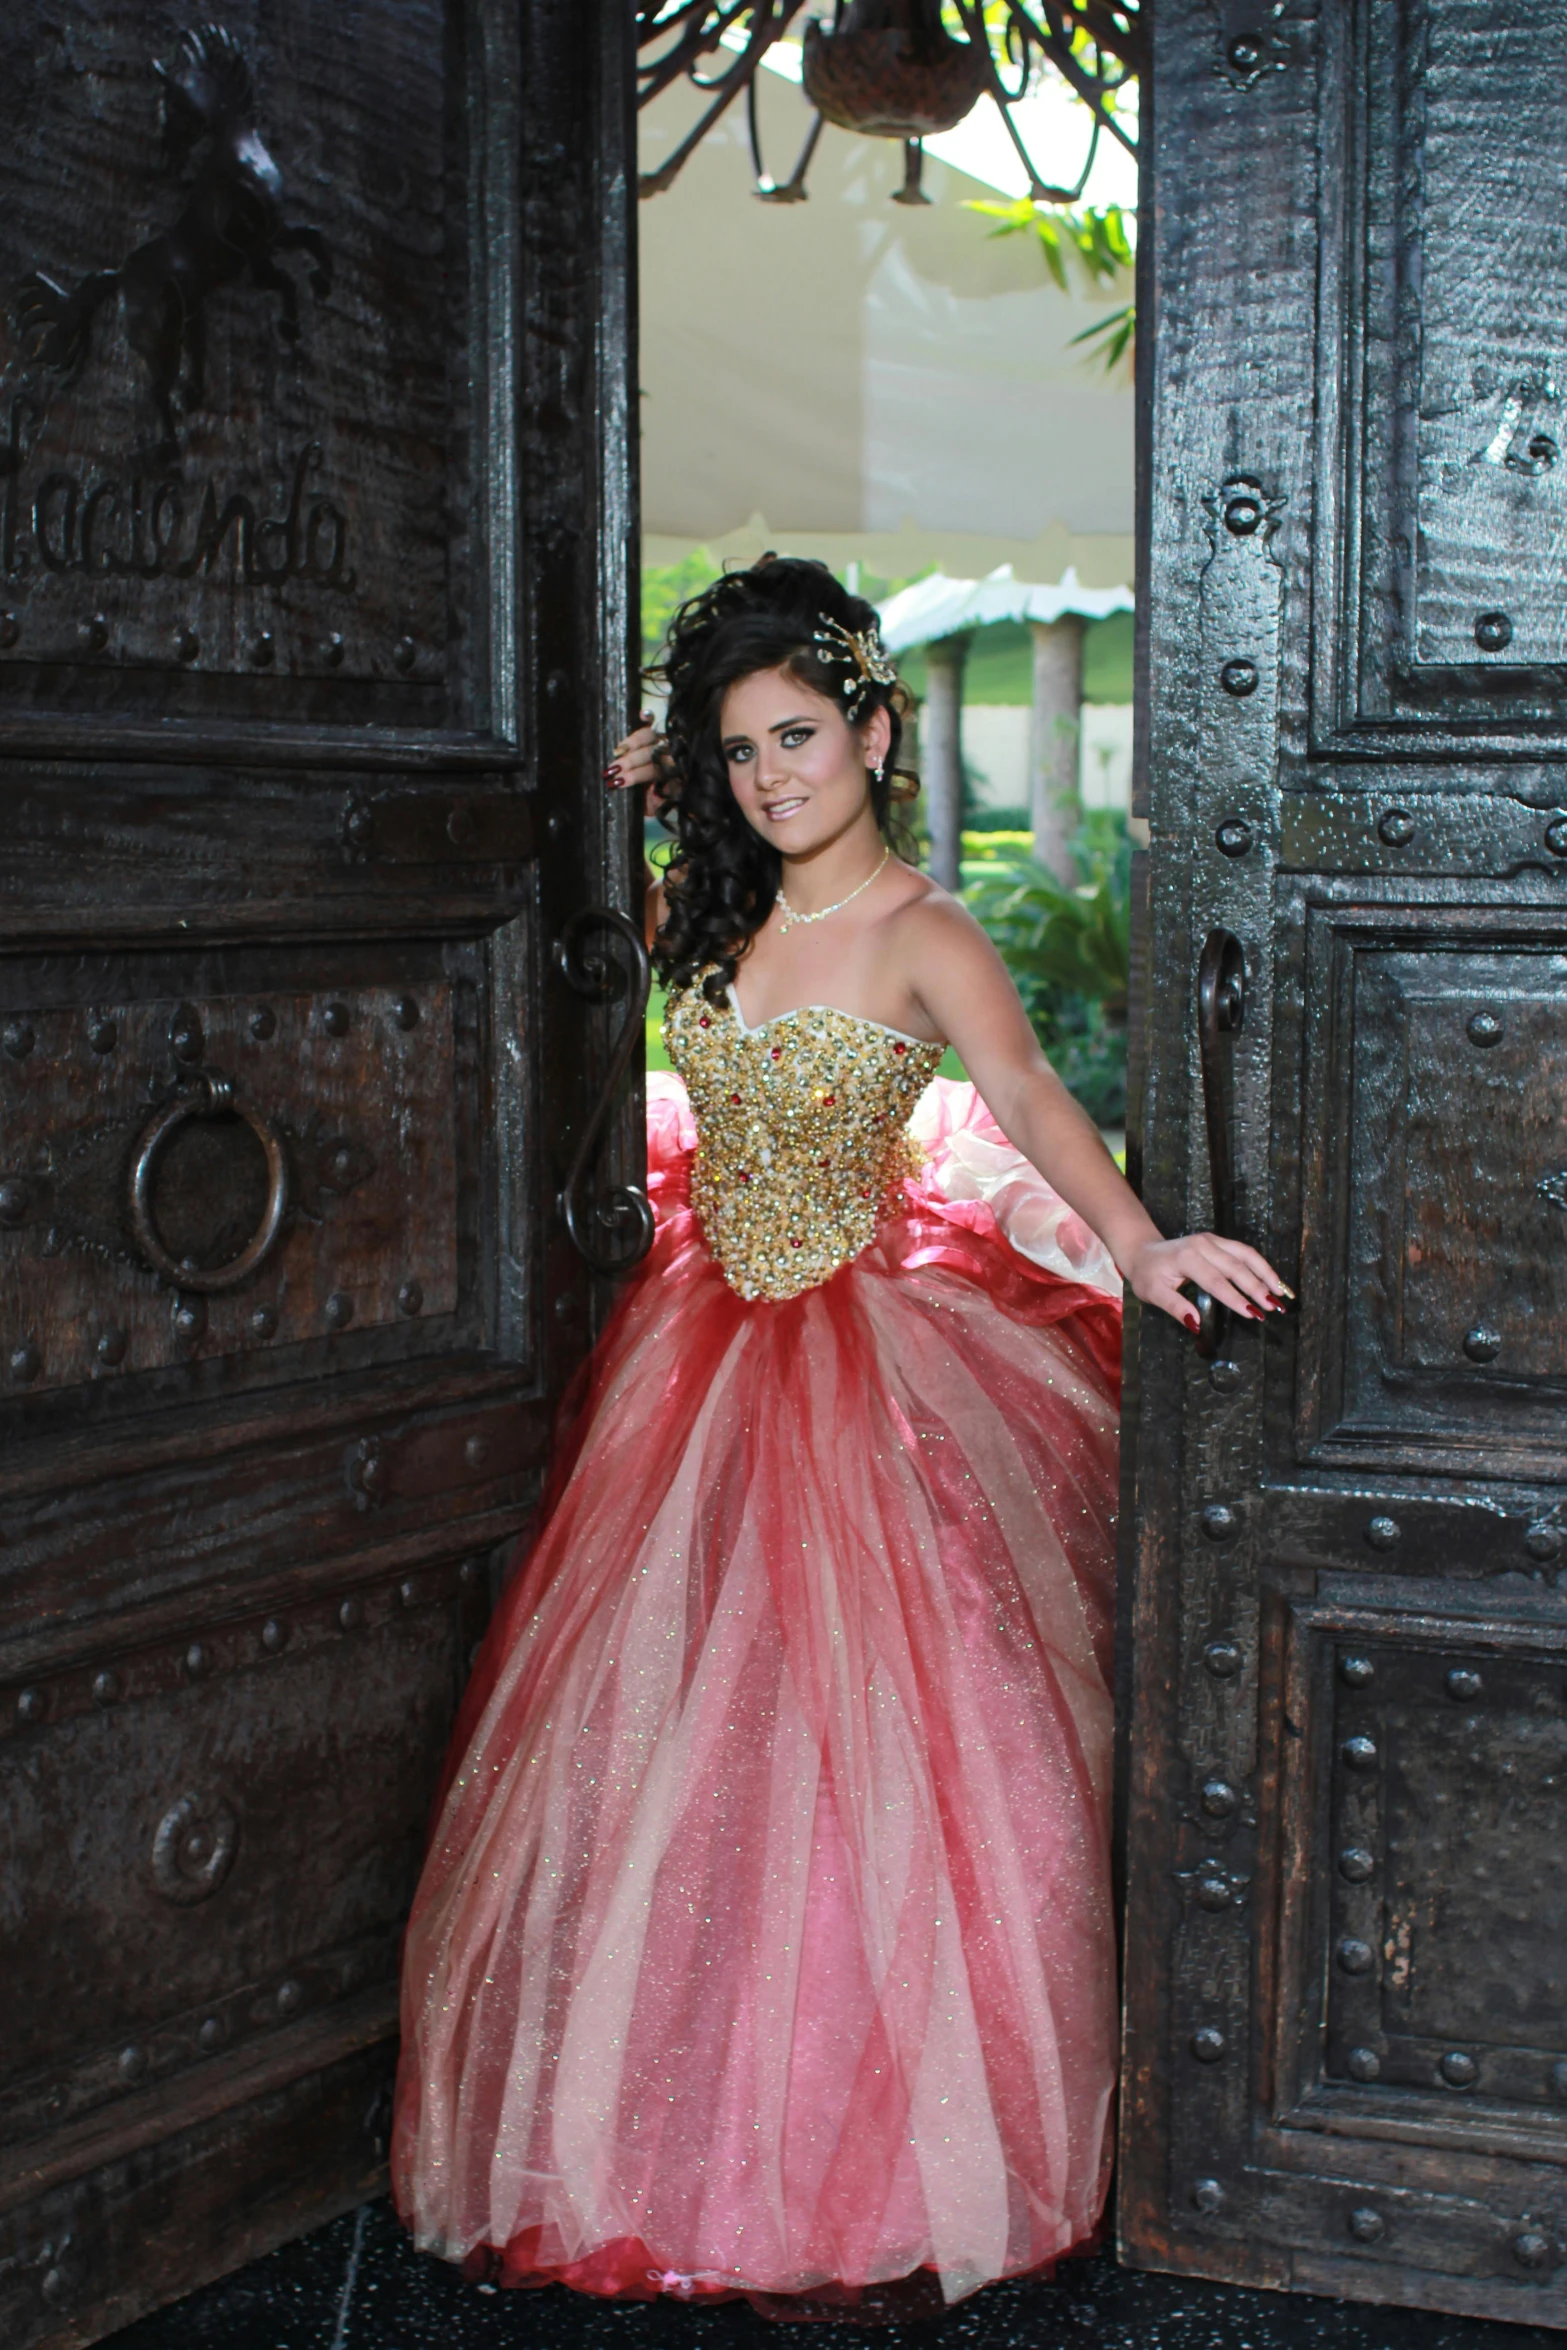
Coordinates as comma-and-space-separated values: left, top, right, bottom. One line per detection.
0, 7, 643, 2345
1120, 0, 1567, 2326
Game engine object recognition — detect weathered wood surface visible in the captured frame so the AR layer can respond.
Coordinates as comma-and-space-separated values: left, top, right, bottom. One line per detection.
1120, 0, 1567, 2324
0, 4, 642, 2343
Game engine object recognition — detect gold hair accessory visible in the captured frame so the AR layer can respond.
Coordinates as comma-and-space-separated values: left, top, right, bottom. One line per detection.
812, 618, 899, 695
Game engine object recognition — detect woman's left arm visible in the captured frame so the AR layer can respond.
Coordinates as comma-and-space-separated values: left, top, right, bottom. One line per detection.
902, 898, 1288, 1330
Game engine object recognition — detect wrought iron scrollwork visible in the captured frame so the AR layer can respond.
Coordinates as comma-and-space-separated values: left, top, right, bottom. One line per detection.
1191, 927, 1246, 1359
556, 908, 655, 1277
636, 2, 1142, 208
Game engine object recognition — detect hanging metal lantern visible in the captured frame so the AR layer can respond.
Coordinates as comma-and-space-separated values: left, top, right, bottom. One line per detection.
636, 1, 1143, 207
800, 1, 988, 141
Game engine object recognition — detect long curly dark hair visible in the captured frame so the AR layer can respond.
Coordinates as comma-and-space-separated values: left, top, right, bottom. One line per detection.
650, 556, 918, 1002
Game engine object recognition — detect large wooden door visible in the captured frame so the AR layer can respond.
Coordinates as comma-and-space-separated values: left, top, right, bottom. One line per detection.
1120, 0, 1567, 2325
0, 7, 644, 2344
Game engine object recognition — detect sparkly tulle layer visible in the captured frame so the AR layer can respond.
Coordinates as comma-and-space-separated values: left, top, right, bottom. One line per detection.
393, 1077, 1123, 2311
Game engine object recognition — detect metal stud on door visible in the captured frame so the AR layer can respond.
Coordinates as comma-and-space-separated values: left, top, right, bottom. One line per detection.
1121, 0, 1567, 2324
0, 2, 644, 2341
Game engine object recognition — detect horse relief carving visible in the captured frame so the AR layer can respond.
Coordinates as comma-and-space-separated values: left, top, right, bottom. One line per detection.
17, 24, 331, 465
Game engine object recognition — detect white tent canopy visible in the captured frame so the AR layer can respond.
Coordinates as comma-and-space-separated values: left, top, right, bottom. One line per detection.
639, 82, 1135, 588
638, 54, 1139, 879
879, 564, 1133, 652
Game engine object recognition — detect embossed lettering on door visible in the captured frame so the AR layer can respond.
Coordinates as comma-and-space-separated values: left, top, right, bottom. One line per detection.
1122, 0, 1567, 2329
0, 6, 642, 2345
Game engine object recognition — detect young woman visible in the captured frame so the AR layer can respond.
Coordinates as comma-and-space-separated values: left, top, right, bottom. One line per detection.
392, 558, 1285, 2317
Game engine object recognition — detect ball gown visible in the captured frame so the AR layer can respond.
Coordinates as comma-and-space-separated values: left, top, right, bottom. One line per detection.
392, 978, 1124, 2313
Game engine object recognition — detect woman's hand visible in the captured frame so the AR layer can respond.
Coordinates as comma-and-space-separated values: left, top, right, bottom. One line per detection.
879, 897, 1294, 1342
606, 713, 673, 806
1123, 1232, 1291, 1330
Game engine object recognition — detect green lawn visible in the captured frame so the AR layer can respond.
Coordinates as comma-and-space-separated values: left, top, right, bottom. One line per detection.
647, 987, 674, 1073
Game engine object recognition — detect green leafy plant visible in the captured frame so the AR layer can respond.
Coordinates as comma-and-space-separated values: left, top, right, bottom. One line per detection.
964, 846, 1128, 1019
641, 548, 721, 669
967, 195, 1132, 289
967, 195, 1135, 375
1069, 302, 1134, 370
642, 557, 931, 676
962, 821, 1131, 1126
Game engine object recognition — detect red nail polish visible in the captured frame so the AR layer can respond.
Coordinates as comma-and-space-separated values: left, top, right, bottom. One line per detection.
1183, 1312, 1201, 1333
603, 767, 620, 781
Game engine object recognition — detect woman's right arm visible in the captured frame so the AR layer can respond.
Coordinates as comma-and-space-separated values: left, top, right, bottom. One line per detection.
900, 894, 1289, 1329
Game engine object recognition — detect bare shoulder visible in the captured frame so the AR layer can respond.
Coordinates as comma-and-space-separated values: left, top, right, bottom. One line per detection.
875, 866, 1032, 1049
878, 869, 993, 965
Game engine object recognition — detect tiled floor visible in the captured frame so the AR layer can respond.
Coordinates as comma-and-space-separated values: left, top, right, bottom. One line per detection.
104, 2200, 1560, 2350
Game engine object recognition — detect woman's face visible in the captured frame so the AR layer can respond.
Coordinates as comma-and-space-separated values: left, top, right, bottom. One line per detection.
718, 665, 891, 859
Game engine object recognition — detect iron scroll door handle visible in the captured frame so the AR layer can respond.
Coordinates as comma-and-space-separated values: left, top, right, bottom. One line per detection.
1191, 928, 1247, 1359
556, 907, 656, 1276
129, 1073, 290, 1291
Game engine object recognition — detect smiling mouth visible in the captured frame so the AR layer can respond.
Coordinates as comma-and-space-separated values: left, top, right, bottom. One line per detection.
761, 797, 808, 821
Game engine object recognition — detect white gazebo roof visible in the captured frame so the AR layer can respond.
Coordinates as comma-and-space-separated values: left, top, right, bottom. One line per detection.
878, 565, 1134, 652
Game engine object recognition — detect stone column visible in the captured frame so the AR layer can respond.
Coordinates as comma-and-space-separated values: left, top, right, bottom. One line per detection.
1029, 613, 1086, 885
921, 632, 969, 892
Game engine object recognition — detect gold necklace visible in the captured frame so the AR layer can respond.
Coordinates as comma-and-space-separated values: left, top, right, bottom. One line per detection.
775, 846, 890, 938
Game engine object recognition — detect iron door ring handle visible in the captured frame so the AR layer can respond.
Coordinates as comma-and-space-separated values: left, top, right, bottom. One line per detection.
129, 1075, 289, 1293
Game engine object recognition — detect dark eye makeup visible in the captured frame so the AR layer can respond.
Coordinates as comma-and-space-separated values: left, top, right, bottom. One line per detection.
722, 722, 817, 764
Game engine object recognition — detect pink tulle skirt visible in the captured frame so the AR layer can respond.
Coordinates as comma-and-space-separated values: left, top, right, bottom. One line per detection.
392, 1076, 1123, 2312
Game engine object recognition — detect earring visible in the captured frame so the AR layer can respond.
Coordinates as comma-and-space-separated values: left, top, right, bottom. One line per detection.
868, 755, 885, 785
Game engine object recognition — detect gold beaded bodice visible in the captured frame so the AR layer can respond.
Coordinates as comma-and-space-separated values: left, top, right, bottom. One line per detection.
664, 979, 945, 1303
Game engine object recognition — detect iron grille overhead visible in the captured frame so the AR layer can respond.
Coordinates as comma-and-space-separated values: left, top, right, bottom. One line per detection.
636, 2, 1143, 207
